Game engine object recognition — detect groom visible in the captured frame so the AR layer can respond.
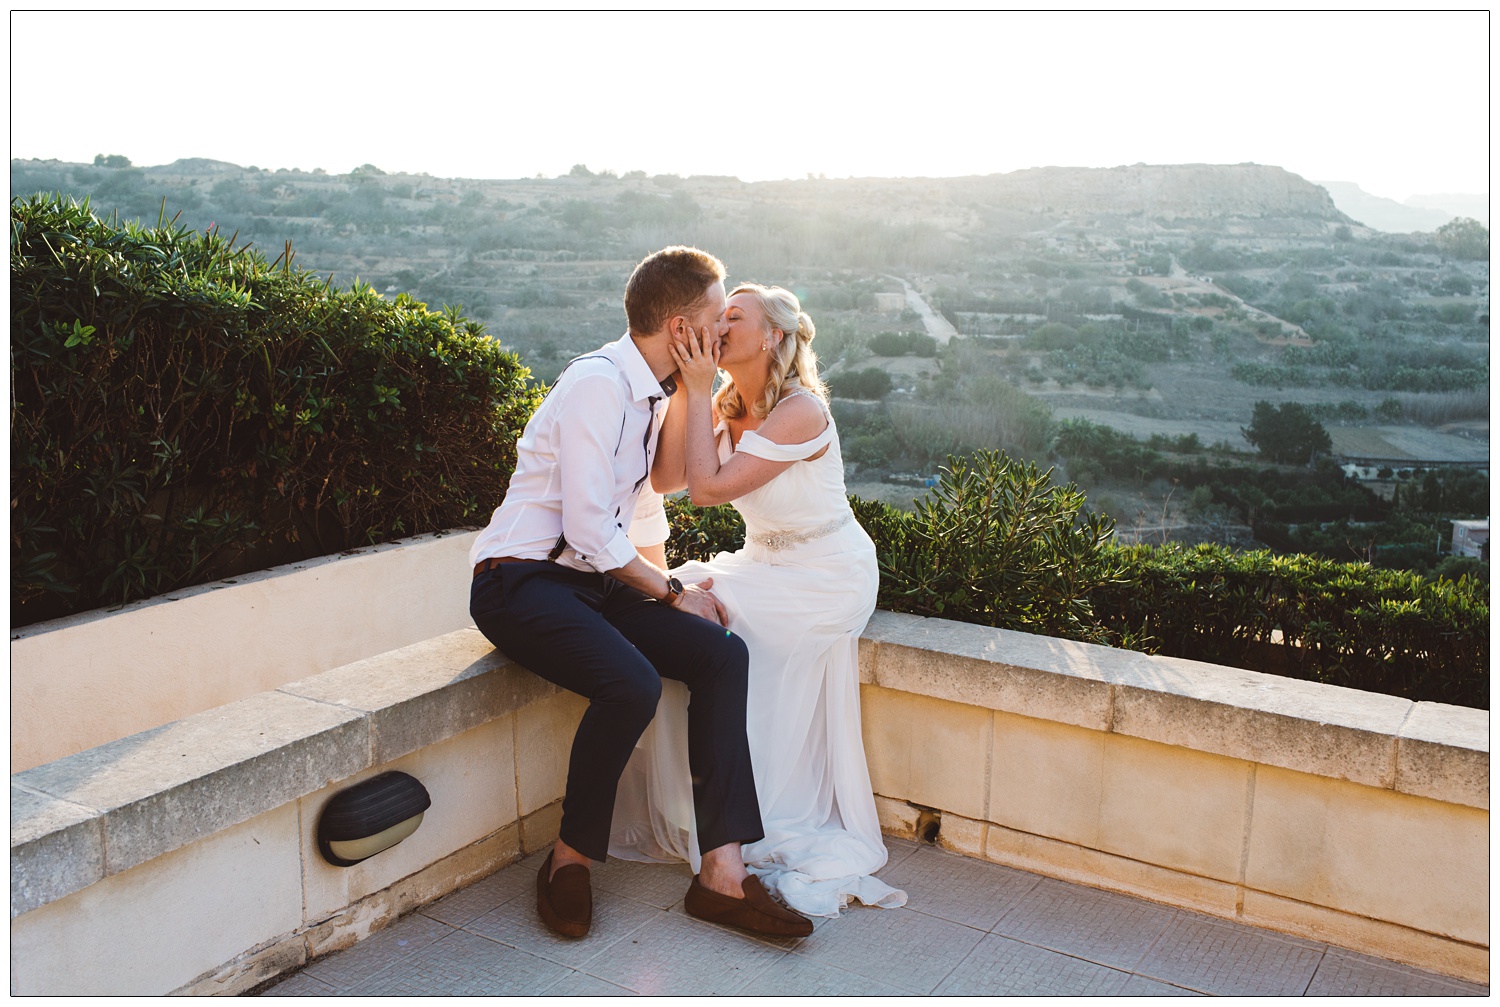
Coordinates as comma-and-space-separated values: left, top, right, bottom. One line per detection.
469, 246, 812, 940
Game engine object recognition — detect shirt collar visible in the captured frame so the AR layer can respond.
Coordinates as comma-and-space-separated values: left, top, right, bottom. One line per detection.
604, 332, 672, 403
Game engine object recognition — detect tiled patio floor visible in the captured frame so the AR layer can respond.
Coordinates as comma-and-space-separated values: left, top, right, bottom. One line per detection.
256, 839, 1486, 996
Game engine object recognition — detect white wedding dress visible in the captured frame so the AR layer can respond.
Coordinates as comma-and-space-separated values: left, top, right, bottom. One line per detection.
609, 391, 907, 917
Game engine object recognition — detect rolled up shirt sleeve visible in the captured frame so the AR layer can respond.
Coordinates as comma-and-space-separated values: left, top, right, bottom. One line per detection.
627, 488, 669, 549
554, 372, 641, 572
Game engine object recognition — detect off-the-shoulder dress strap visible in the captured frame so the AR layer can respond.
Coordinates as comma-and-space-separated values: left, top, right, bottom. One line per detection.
735, 391, 833, 462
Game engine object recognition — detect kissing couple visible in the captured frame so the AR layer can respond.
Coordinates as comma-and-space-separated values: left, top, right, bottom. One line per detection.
469, 246, 906, 940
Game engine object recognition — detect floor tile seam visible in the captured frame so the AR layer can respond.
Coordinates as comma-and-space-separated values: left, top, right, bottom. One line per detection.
903, 902, 1003, 933
1329, 952, 1490, 994
1172, 905, 1331, 952
419, 886, 529, 929
426, 930, 611, 989
931, 935, 1140, 998
301, 920, 463, 989
743, 948, 920, 995
1294, 945, 1331, 995
977, 928, 1169, 982
979, 872, 1044, 931
463, 911, 661, 970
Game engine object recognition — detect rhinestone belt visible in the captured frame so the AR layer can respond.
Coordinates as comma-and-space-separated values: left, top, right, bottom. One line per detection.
746, 512, 853, 552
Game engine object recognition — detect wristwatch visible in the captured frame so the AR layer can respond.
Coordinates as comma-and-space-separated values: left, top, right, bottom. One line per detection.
662, 576, 685, 606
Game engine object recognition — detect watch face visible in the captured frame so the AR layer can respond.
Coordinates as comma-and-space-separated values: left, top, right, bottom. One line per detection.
668, 577, 684, 595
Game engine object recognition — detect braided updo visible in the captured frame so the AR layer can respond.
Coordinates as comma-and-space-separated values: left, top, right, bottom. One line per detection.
714, 283, 828, 421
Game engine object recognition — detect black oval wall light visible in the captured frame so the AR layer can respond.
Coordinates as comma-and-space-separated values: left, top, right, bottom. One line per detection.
317, 771, 432, 867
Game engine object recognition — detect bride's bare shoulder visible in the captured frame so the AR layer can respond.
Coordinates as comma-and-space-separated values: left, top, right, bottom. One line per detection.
759, 392, 829, 444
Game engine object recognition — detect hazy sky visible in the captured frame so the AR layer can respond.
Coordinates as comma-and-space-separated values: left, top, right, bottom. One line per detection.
9, 11, 1490, 200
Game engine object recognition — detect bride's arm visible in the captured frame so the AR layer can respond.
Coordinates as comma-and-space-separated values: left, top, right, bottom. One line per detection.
670, 330, 828, 507
650, 390, 687, 494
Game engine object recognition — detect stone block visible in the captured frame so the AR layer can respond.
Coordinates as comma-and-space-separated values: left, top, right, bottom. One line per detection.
1244, 766, 1488, 945
982, 822, 1240, 921
1112, 653, 1410, 788
861, 614, 1116, 731
516, 691, 587, 817
13, 690, 368, 880
1395, 702, 1489, 809
874, 795, 919, 840
301, 718, 517, 922
1240, 888, 1489, 986
860, 686, 990, 819
172, 935, 308, 997
520, 800, 563, 854
1097, 734, 1251, 883
387, 822, 522, 916
10, 784, 103, 917
9, 804, 303, 996
989, 712, 1105, 849
280, 628, 556, 764
937, 813, 986, 858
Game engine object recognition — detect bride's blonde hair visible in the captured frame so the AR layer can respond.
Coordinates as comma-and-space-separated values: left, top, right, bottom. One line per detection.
714, 284, 828, 421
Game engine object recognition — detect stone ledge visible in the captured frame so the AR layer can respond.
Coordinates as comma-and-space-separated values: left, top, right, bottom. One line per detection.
10, 630, 545, 917
13, 613, 1487, 922
858, 611, 1487, 808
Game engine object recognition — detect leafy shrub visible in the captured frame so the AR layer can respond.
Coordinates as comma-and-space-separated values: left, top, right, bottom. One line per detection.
867, 331, 937, 357
663, 496, 744, 567
661, 456, 1486, 707
852, 451, 1123, 641
1090, 545, 1488, 708
11, 194, 540, 625
828, 367, 893, 400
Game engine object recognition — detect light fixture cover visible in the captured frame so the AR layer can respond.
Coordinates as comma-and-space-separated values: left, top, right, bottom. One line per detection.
317, 771, 432, 867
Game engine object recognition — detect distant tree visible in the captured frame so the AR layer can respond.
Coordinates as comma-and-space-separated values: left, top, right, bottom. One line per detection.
1435, 217, 1488, 261
568, 164, 595, 178
828, 367, 892, 400
350, 163, 386, 177
1242, 401, 1332, 465
1374, 398, 1404, 423
1438, 273, 1473, 296
93, 153, 131, 168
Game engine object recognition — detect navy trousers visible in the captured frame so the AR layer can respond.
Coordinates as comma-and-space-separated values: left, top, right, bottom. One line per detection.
470, 561, 764, 862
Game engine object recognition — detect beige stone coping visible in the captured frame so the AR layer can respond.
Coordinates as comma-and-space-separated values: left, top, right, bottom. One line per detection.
11, 630, 534, 918
858, 610, 1488, 810
12, 612, 1487, 919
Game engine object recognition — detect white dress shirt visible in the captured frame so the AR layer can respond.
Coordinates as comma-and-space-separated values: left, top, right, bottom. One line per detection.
470, 333, 670, 573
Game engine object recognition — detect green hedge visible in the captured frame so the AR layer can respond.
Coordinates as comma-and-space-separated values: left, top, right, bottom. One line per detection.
665, 452, 1487, 709
11, 195, 540, 625
1089, 544, 1488, 709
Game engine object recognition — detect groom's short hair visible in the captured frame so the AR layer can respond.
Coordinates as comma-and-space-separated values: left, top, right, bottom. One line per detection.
625, 246, 727, 335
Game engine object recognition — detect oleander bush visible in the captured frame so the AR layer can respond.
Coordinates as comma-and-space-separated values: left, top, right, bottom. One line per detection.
11, 194, 540, 625
851, 451, 1124, 643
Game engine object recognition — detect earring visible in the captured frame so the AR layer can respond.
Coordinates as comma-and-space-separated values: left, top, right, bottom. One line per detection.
761, 341, 768, 351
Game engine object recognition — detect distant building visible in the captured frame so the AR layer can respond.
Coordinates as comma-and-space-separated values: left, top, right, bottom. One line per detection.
874, 292, 906, 312
1451, 519, 1489, 560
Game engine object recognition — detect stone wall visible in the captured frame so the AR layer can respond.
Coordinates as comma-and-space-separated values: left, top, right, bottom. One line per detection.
10, 542, 1488, 993
10, 531, 476, 772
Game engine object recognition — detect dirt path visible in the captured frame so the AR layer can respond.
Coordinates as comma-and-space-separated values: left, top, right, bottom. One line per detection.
886, 275, 959, 344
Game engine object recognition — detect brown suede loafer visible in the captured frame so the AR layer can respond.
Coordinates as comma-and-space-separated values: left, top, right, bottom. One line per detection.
537, 851, 591, 938
684, 874, 814, 938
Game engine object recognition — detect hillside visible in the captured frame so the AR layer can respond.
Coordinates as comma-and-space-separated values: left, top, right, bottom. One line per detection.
11, 155, 1488, 570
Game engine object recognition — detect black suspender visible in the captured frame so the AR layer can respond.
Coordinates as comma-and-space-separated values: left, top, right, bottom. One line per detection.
543, 354, 669, 563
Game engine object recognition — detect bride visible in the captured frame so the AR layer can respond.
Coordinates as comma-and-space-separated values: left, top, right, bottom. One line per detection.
608, 283, 906, 918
